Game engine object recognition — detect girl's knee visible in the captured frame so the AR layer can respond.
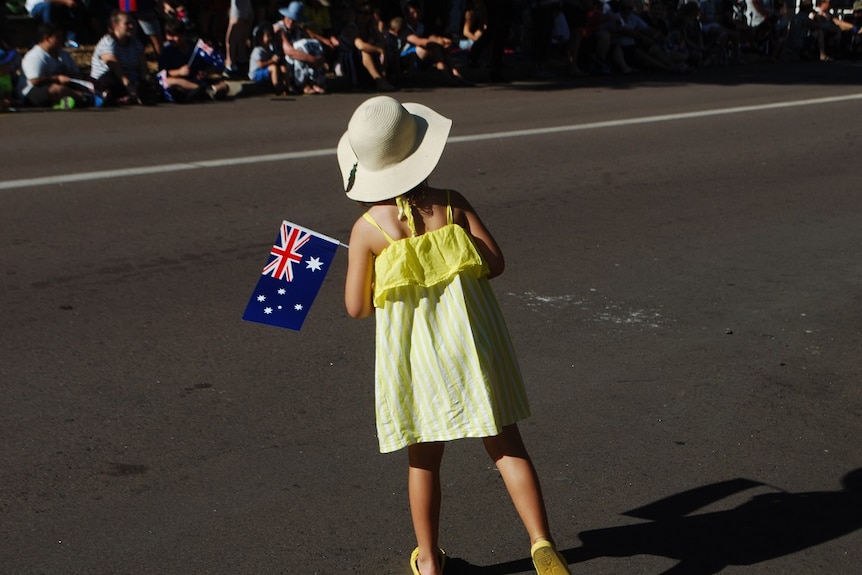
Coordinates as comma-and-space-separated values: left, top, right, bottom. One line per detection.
483, 424, 528, 460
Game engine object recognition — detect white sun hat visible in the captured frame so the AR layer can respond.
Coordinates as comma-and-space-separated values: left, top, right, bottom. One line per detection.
337, 96, 452, 202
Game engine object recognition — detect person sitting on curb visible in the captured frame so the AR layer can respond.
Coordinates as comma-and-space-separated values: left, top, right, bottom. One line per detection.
247, 23, 291, 94
353, 3, 397, 91
273, 1, 327, 94
17, 22, 96, 109
157, 19, 230, 102
90, 10, 157, 105
809, 0, 854, 60
398, 0, 468, 85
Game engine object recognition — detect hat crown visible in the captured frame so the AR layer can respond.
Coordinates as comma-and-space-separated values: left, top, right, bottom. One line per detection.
348, 96, 420, 172
281, 1, 305, 20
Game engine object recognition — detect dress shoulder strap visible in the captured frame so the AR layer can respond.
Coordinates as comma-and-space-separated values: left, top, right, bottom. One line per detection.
446, 190, 453, 225
362, 212, 396, 244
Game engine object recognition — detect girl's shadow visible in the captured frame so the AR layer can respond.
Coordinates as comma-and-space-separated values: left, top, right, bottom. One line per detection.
443, 467, 862, 575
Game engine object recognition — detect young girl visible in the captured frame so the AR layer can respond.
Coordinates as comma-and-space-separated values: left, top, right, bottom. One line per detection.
247, 24, 290, 94
340, 96, 572, 575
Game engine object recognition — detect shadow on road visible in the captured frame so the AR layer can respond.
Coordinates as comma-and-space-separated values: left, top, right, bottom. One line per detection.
443, 467, 862, 575
468, 59, 862, 93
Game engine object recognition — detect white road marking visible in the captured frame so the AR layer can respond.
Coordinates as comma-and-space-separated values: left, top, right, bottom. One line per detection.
3, 93, 862, 191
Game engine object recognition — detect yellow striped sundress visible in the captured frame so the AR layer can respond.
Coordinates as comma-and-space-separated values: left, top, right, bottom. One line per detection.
364, 195, 530, 453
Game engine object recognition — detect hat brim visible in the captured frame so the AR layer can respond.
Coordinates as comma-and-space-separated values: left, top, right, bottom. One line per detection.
338, 102, 452, 202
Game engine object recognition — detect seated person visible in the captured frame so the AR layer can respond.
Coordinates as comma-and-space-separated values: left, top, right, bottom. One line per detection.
17, 22, 96, 108
745, 0, 780, 54
810, 0, 854, 59
158, 19, 229, 101
397, 1, 466, 84
460, 0, 488, 56
303, 0, 340, 58
273, 1, 326, 94
782, 0, 824, 60
89, 10, 155, 105
352, 3, 396, 90
247, 23, 290, 94
699, 0, 741, 64
609, 0, 689, 72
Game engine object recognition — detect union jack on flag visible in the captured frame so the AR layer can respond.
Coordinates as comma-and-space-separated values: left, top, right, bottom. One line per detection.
243, 221, 341, 331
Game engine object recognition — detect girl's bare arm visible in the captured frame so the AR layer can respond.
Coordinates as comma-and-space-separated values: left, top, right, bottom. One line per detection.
452, 191, 505, 278
344, 217, 376, 319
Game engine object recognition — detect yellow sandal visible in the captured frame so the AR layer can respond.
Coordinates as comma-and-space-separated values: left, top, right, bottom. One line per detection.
530, 540, 571, 575
409, 547, 447, 575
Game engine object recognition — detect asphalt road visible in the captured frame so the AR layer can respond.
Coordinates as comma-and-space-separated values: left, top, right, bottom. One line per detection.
2, 62, 861, 575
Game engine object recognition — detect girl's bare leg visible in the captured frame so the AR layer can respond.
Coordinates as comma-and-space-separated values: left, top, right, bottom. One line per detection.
408, 442, 445, 575
483, 424, 551, 544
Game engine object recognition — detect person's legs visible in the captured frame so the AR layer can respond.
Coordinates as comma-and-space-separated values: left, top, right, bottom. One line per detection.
225, 0, 253, 72
359, 49, 383, 79
407, 441, 445, 575
28, 2, 54, 24
483, 424, 551, 543
484, 424, 571, 575
137, 13, 162, 54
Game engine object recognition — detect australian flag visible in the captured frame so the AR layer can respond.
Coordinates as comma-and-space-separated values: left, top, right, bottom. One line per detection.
156, 69, 174, 103
188, 38, 226, 73
243, 221, 341, 331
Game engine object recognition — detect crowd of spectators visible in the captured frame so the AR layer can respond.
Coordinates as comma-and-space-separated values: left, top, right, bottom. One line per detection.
2, 0, 862, 111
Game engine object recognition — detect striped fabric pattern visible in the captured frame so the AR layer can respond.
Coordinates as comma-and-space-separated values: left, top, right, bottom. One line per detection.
89, 35, 145, 82
369, 218, 531, 453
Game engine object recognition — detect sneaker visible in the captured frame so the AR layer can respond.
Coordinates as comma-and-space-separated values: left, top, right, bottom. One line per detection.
52, 96, 76, 110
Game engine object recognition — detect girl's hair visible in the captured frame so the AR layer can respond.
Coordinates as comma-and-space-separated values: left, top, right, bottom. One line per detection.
254, 23, 271, 46
108, 9, 134, 38
164, 18, 186, 38
401, 182, 427, 207
110, 9, 130, 26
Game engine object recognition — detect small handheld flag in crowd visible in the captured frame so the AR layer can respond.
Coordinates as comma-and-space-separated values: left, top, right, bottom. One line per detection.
188, 38, 226, 73
243, 221, 345, 331
156, 70, 174, 103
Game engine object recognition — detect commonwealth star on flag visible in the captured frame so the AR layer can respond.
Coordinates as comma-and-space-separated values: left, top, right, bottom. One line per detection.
243, 221, 341, 331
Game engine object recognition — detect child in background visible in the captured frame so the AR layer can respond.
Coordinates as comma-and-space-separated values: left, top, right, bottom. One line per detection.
247, 24, 290, 94
341, 95, 572, 575
158, 19, 229, 101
